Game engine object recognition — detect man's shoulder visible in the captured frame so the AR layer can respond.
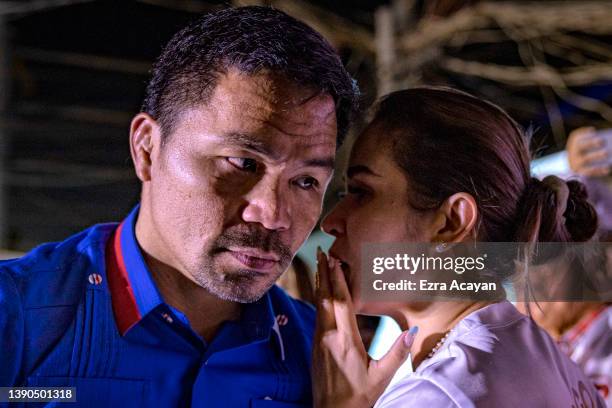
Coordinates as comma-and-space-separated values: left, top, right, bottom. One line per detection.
0, 223, 117, 309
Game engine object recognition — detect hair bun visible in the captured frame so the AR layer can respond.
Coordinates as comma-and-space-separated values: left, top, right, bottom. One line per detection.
564, 179, 598, 242
517, 177, 598, 243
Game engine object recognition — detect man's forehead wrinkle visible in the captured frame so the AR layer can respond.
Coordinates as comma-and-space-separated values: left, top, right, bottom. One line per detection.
217, 87, 276, 121
182, 71, 337, 147
276, 90, 336, 116
221, 70, 330, 111
262, 115, 333, 141
234, 94, 336, 140
243, 69, 323, 107
209, 70, 337, 122
267, 94, 336, 131
219, 132, 280, 160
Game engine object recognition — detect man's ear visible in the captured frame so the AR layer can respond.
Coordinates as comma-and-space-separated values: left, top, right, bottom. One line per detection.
130, 113, 161, 182
431, 192, 478, 243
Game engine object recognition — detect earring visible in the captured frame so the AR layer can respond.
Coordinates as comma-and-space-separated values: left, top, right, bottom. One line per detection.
435, 242, 448, 253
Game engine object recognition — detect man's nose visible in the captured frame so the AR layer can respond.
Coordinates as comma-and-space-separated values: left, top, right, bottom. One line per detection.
241, 178, 291, 231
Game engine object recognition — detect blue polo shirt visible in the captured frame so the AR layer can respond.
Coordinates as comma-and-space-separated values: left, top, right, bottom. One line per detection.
0, 206, 315, 407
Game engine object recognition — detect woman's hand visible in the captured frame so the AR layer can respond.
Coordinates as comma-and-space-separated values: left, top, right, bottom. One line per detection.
312, 249, 417, 408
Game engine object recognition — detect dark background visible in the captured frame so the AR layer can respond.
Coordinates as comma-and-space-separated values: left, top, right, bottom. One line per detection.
1, 0, 611, 250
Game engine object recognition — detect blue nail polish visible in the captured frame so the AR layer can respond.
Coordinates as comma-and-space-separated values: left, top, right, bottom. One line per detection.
408, 326, 419, 335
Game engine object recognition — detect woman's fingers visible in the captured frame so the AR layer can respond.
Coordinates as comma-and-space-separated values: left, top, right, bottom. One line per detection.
316, 250, 361, 337
316, 247, 332, 299
313, 251, 413, 408
369, 326, 419, 387
315, 247, 336, 331
328, 256, 361, 336
328, 256, 350, 302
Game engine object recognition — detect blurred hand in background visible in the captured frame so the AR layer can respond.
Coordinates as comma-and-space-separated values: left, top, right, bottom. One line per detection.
567, 127, 612, 177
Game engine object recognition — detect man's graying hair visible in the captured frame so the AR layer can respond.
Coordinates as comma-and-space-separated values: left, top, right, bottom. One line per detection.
141, 6, 359, 144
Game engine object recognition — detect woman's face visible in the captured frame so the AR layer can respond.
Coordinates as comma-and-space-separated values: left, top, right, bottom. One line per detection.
321, 125, 437, 314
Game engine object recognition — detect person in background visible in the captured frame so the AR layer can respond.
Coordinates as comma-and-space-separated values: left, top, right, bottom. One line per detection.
525, 230, 612, 405
526, 127, 612, 405
0, 6, 359, 406
567, 127, 612, 230
311, 87, 605, 407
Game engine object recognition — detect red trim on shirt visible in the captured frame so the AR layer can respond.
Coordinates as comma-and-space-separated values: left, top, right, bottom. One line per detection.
562, 305, 608, 349
106, 223, 142, 335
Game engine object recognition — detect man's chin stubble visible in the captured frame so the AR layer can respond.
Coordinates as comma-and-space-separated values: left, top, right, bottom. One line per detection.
195, 270, 278, 303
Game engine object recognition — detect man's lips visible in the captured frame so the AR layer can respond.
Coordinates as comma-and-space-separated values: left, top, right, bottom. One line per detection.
227, 249, 280, 270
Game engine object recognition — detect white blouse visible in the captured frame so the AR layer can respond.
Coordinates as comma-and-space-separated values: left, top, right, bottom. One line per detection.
375, 301, 605, 407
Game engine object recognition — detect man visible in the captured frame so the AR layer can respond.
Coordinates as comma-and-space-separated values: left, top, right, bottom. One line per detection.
0, 6, 358, 406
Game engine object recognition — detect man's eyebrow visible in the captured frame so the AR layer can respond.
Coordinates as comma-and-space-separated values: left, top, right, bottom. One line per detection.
221, 132, 335, 168
347, 164, 381, 178
222, 132, 278, 159
302, 157, 335, 170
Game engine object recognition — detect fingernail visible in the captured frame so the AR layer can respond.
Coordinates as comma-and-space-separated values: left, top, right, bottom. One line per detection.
404, 326, 418, 347
328, 257, 336, 269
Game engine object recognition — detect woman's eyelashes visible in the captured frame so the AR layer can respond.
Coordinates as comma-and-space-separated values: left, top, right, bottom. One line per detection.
338, 183, 370, 202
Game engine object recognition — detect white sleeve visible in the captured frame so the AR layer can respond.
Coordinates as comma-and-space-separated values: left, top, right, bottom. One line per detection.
375, 378, 463, 408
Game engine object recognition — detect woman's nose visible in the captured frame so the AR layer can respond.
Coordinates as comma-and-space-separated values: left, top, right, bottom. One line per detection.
321, 203, 345, 237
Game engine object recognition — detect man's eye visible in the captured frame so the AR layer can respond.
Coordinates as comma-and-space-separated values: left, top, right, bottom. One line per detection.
226, 157, 258, 173
294, 176, 319, 190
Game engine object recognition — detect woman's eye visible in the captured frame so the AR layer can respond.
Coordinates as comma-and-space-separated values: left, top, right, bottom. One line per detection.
337, 187, 362, 199
343, 185, 369, 202
347, 185, 366, 196
294, 176, 319, 190
226, 157, 258, 173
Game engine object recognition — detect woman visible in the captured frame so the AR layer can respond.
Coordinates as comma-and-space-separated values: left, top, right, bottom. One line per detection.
523, 230, 611, 405
534, 299, 612, 405
312, 87, 606, 407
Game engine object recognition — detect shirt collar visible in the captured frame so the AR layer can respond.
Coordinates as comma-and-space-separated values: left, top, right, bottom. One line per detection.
242, 289, 276, 342
106, 205, 277, 342
106, 205, 164, 335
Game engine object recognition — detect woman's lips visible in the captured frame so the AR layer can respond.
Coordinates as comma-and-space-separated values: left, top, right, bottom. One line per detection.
228, 250, 279, 270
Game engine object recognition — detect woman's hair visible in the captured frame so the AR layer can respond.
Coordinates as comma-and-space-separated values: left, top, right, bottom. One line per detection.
371, 87, 598, 245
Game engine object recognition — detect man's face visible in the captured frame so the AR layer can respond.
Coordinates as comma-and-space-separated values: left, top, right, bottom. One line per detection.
139, 70, 337, 303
